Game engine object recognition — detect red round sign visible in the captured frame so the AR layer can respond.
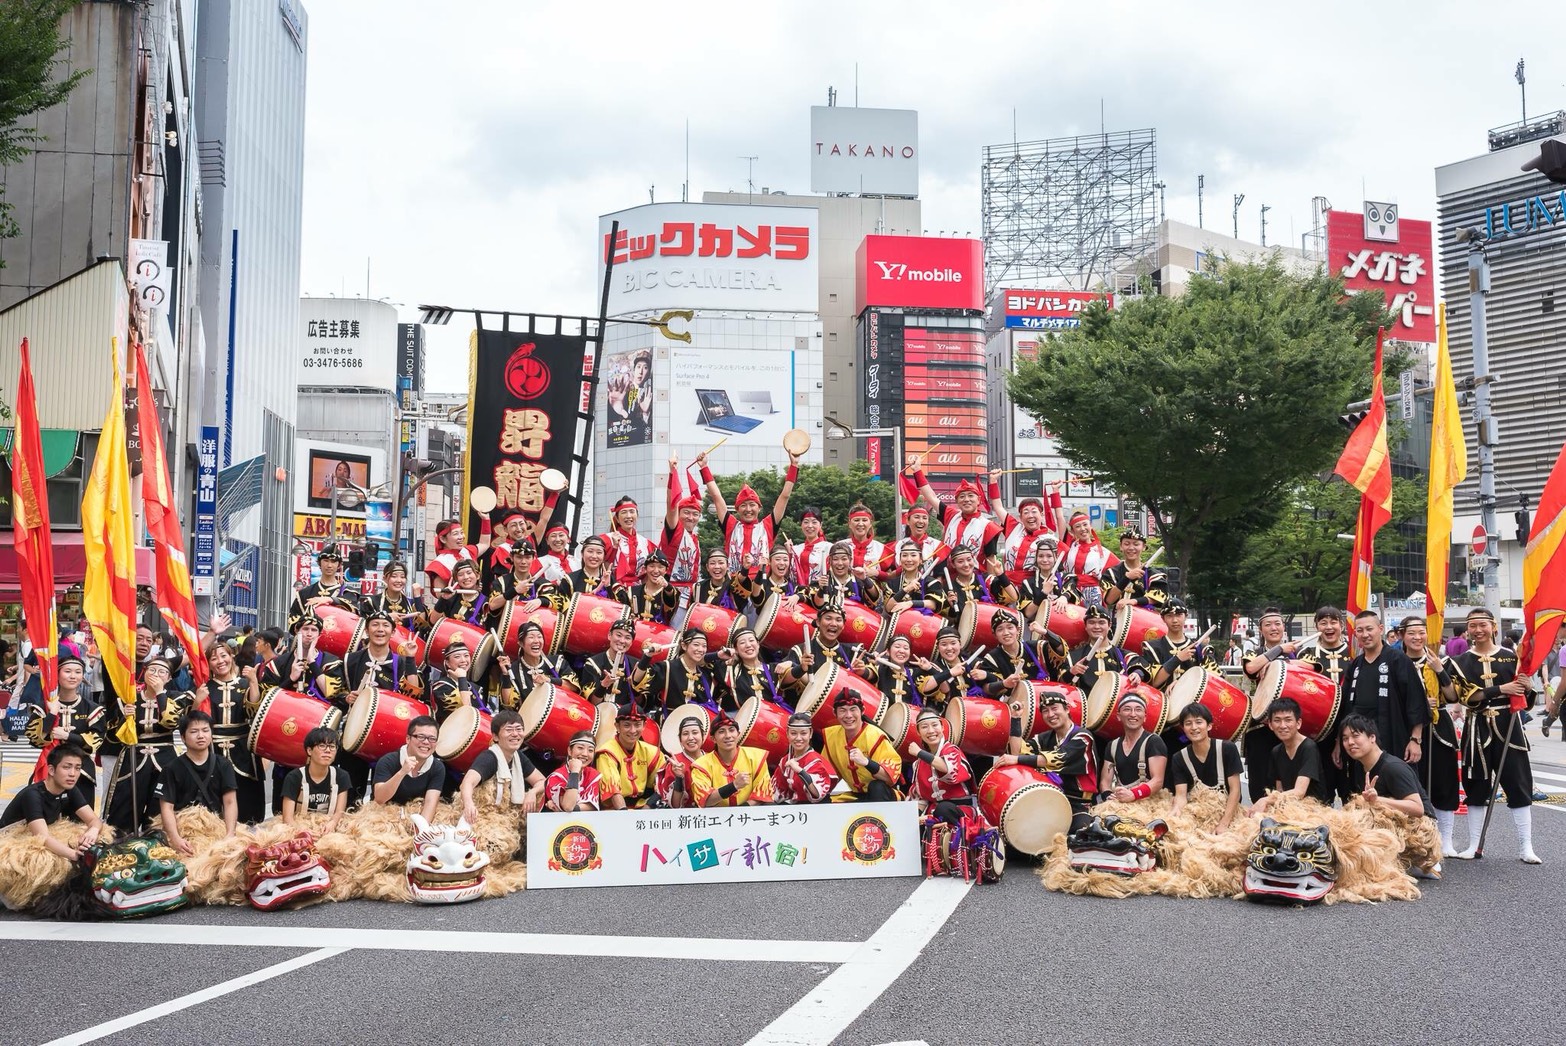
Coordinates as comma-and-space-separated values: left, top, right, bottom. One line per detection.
504, 342, 550, 400
1471, 525, 1487, 556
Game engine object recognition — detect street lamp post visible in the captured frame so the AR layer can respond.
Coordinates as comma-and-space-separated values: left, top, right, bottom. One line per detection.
824, 415, 903, 528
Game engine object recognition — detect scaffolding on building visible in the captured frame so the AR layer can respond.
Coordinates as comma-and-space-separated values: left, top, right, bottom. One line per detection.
981, 128, 1158, 293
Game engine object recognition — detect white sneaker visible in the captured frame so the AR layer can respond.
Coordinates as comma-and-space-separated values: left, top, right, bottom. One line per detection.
1442, 844, 1460, 858
1521, 848, 1543, 865
1454, 845, 1479, 860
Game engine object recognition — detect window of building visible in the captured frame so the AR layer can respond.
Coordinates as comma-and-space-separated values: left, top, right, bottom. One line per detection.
0, 433, 94, 529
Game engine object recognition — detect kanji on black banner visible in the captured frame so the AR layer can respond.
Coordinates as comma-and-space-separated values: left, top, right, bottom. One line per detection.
466, 329, 587, 538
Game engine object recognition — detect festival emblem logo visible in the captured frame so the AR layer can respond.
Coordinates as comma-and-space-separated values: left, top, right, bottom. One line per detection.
394, 702, 412, 720
548, 823, 603, 875
281, 717, 299, 736
504, 342, 551, 400
842, 814, 896, 865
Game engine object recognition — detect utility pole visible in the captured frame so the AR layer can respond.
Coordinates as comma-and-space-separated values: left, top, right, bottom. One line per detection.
1260, 204, 1271, 246
1464, 232, 1501, 610
1154, 180, 1166, 223
740, 156, 758, 203
1197, 175, 1204, 228
1232, 193, 1245, 240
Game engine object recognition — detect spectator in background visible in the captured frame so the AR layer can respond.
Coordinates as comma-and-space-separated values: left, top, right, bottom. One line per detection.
1444, 629, 1468, 659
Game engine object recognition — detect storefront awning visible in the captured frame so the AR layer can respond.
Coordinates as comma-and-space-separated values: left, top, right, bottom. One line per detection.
0, 532, 156, 601
0, 428, 82, 477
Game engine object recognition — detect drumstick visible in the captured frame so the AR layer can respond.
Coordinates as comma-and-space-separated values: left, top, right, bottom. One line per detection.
702, 436, 728, 458
991, 468, 1034, 475
1142, 547, 1164, 567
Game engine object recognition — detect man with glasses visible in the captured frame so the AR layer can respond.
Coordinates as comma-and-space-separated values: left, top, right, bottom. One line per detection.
371, 715, 445, 821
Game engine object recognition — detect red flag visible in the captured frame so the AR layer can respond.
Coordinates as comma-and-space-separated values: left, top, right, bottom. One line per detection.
1519, 442, 1566, 677
1335, 330, 1393, 615
133, 342, 210, 700
12, 339, 59, 770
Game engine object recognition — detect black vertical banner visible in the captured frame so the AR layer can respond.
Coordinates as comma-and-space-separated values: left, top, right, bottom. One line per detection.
466, 329, 587, 540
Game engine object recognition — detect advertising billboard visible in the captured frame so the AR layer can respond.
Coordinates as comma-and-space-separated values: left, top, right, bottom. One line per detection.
1001, 288, 1114, 330
810, 106, 919, 196
299, 298, 400, 392
293, 438, 386, 516
599, 203, 820, 315
669, 346, 796, 448
604, 347, 653, 449
856, 235, 985, 313
1326, 208, 1436, 342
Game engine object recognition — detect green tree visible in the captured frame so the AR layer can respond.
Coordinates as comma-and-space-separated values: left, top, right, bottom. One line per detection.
696, 460, 895, 554
1007, 255, 1401, 606
1, 1, 89, 256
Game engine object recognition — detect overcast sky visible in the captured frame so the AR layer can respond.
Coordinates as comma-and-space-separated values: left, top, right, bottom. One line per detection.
297, 1, 1566, 392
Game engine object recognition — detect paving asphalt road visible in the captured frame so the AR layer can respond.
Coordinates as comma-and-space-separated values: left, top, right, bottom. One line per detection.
3, 731, 1564, 1046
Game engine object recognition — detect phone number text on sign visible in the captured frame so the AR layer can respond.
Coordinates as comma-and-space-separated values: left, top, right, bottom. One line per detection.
526, 802, 920, 888
303, 357, 365, 368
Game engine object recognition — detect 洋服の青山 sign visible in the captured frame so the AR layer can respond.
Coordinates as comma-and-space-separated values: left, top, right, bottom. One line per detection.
599, 203, 820, 315
466, 330, 588, 539
856, 235, 984, 313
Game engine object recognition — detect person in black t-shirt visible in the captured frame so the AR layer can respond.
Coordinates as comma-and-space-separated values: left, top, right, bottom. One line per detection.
156, 710, 239, 855
1339, 713, 1436, 819
460, 709, 545, 825
1168, 703, 1243, 833
371, 716, 445, 821
0, 745, 103, 862
1098, 691, 1167, 803
281, 727, 352, 831
1252, 697, 1331, 813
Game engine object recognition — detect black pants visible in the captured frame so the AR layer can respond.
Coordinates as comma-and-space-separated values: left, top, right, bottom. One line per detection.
103, 751, 166, 833
930, 797, 978, 825
335, 749, 370, 809
848, 780, 898, 803
1463, 708, 1534, 808
233, 774, 267, 824
271, 763, 291, 815
1241, 727, 1275, 803
1423, 709, 1461, 811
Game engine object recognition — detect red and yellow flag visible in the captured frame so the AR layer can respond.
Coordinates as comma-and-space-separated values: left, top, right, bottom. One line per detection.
10, 338, 58, 696
1519, 442, 1566, 677
1334, 329, 1393, 615
81, 339, 140, 744
134, 341, 209, 697
1425, 305, 1467, 642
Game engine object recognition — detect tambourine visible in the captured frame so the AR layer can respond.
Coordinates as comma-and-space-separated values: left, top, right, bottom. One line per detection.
541, 468, 568, 493
469, 485, 497, 513
782, 428, 811, 456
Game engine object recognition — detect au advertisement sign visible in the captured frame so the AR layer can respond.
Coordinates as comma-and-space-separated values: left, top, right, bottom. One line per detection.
670, 346, 796, 448
526, 802, 919, 889
856, 235, 984, 313
1002, 289, 1113, 330
1326, 209, 1436, 342
810, 106, 919, 196
600, 203, 820, 315
466, 329, 589, 538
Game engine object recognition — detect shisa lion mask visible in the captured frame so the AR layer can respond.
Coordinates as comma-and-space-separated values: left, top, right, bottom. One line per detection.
407, 815, 490, 904
246, 832, 333, 910
86, 833, 189, 917
1243, 818, 1337, 904
1066, 814, 1168, 876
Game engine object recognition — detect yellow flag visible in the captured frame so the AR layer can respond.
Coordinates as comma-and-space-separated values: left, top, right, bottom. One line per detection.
81, 339, 140, 744
1426, 304, 1468, 641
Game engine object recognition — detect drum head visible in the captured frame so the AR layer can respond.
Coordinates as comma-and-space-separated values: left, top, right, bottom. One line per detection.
471, 631, 498, 678
518, 683, 557, 740
794, 663, 838, 721
437, 705, 483, 759
1084, 673, 1126, 730
1253, 660, 1287, 722
340, 691, 377, 752
246, 687, 282, 751
660, 703, 712, 757
782, 428, 811, 456
469, 485, 497, 514
735, 697, 764, 739
957, 601, 978, 648
593, 703, 616, 748
753, 595, 782, 642
1164, 667, 1208, 725
1110, 605, 1135, 648
1002, 780, 1072, 855
941, 697, 968, 747
540, 467, 568, 492
880, 702, 912, 750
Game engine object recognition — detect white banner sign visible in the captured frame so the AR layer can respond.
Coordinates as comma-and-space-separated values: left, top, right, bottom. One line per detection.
599, 203, 820, 315
526, 801, 920, 889
298, 298, 400, 393
670, 345, 796, 448
810, 106, 919, 196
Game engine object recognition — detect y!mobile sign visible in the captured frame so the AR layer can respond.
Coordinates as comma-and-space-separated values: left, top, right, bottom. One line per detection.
600, 203, 820, 315
1326, 208, 1436, 343
1003, 289, 1114, 330
856, 235, 984, 313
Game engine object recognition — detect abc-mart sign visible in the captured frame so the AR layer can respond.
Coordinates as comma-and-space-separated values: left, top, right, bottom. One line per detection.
599, 202, 820, 315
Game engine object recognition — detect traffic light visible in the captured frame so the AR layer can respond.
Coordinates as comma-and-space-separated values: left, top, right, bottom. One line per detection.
1516, 505, 1532, 541
1521, 139, 1566, 184
1339, 409, 1369, 431
347, 546, 366, 577
364, 541, 380, 569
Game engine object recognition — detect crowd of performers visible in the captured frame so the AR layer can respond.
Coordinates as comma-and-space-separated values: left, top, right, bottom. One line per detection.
3, 451, 1545, 880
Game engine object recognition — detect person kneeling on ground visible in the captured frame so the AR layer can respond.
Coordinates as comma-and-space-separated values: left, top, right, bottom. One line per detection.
372, 716, 444, 821
1252, 697, 1331, 815
545, 732, 616, 812
1167, 703, 1242, 835
156, 710, 238, 856
772, 713, 835, 804
691, 713, 775, 807
461, 710, 546, 825
281, 728, 352, 832
1339, 712, 1447, 876
0, 744, 103, 862
821, 692, 901, 802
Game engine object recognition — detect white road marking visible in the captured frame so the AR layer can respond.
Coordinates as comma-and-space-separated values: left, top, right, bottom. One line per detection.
43, 947, 346, 1046
0, 921, 857, 964
1530, 769, 1566, 784
747, 876, 971, 1046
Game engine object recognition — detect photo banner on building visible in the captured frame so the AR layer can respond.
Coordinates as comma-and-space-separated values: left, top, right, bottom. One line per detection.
604, 347, 653, 450
466, 329, 588, 539
669, 346, 796, 448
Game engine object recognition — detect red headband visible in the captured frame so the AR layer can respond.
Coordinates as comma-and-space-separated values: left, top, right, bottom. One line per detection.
848, 507, 873, 521
735, 485, 761, 506
955, 479, 981, 497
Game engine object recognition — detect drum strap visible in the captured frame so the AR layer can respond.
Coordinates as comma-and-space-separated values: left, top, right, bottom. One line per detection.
1116, 732, 1152, 787
300, 763, 339, 812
